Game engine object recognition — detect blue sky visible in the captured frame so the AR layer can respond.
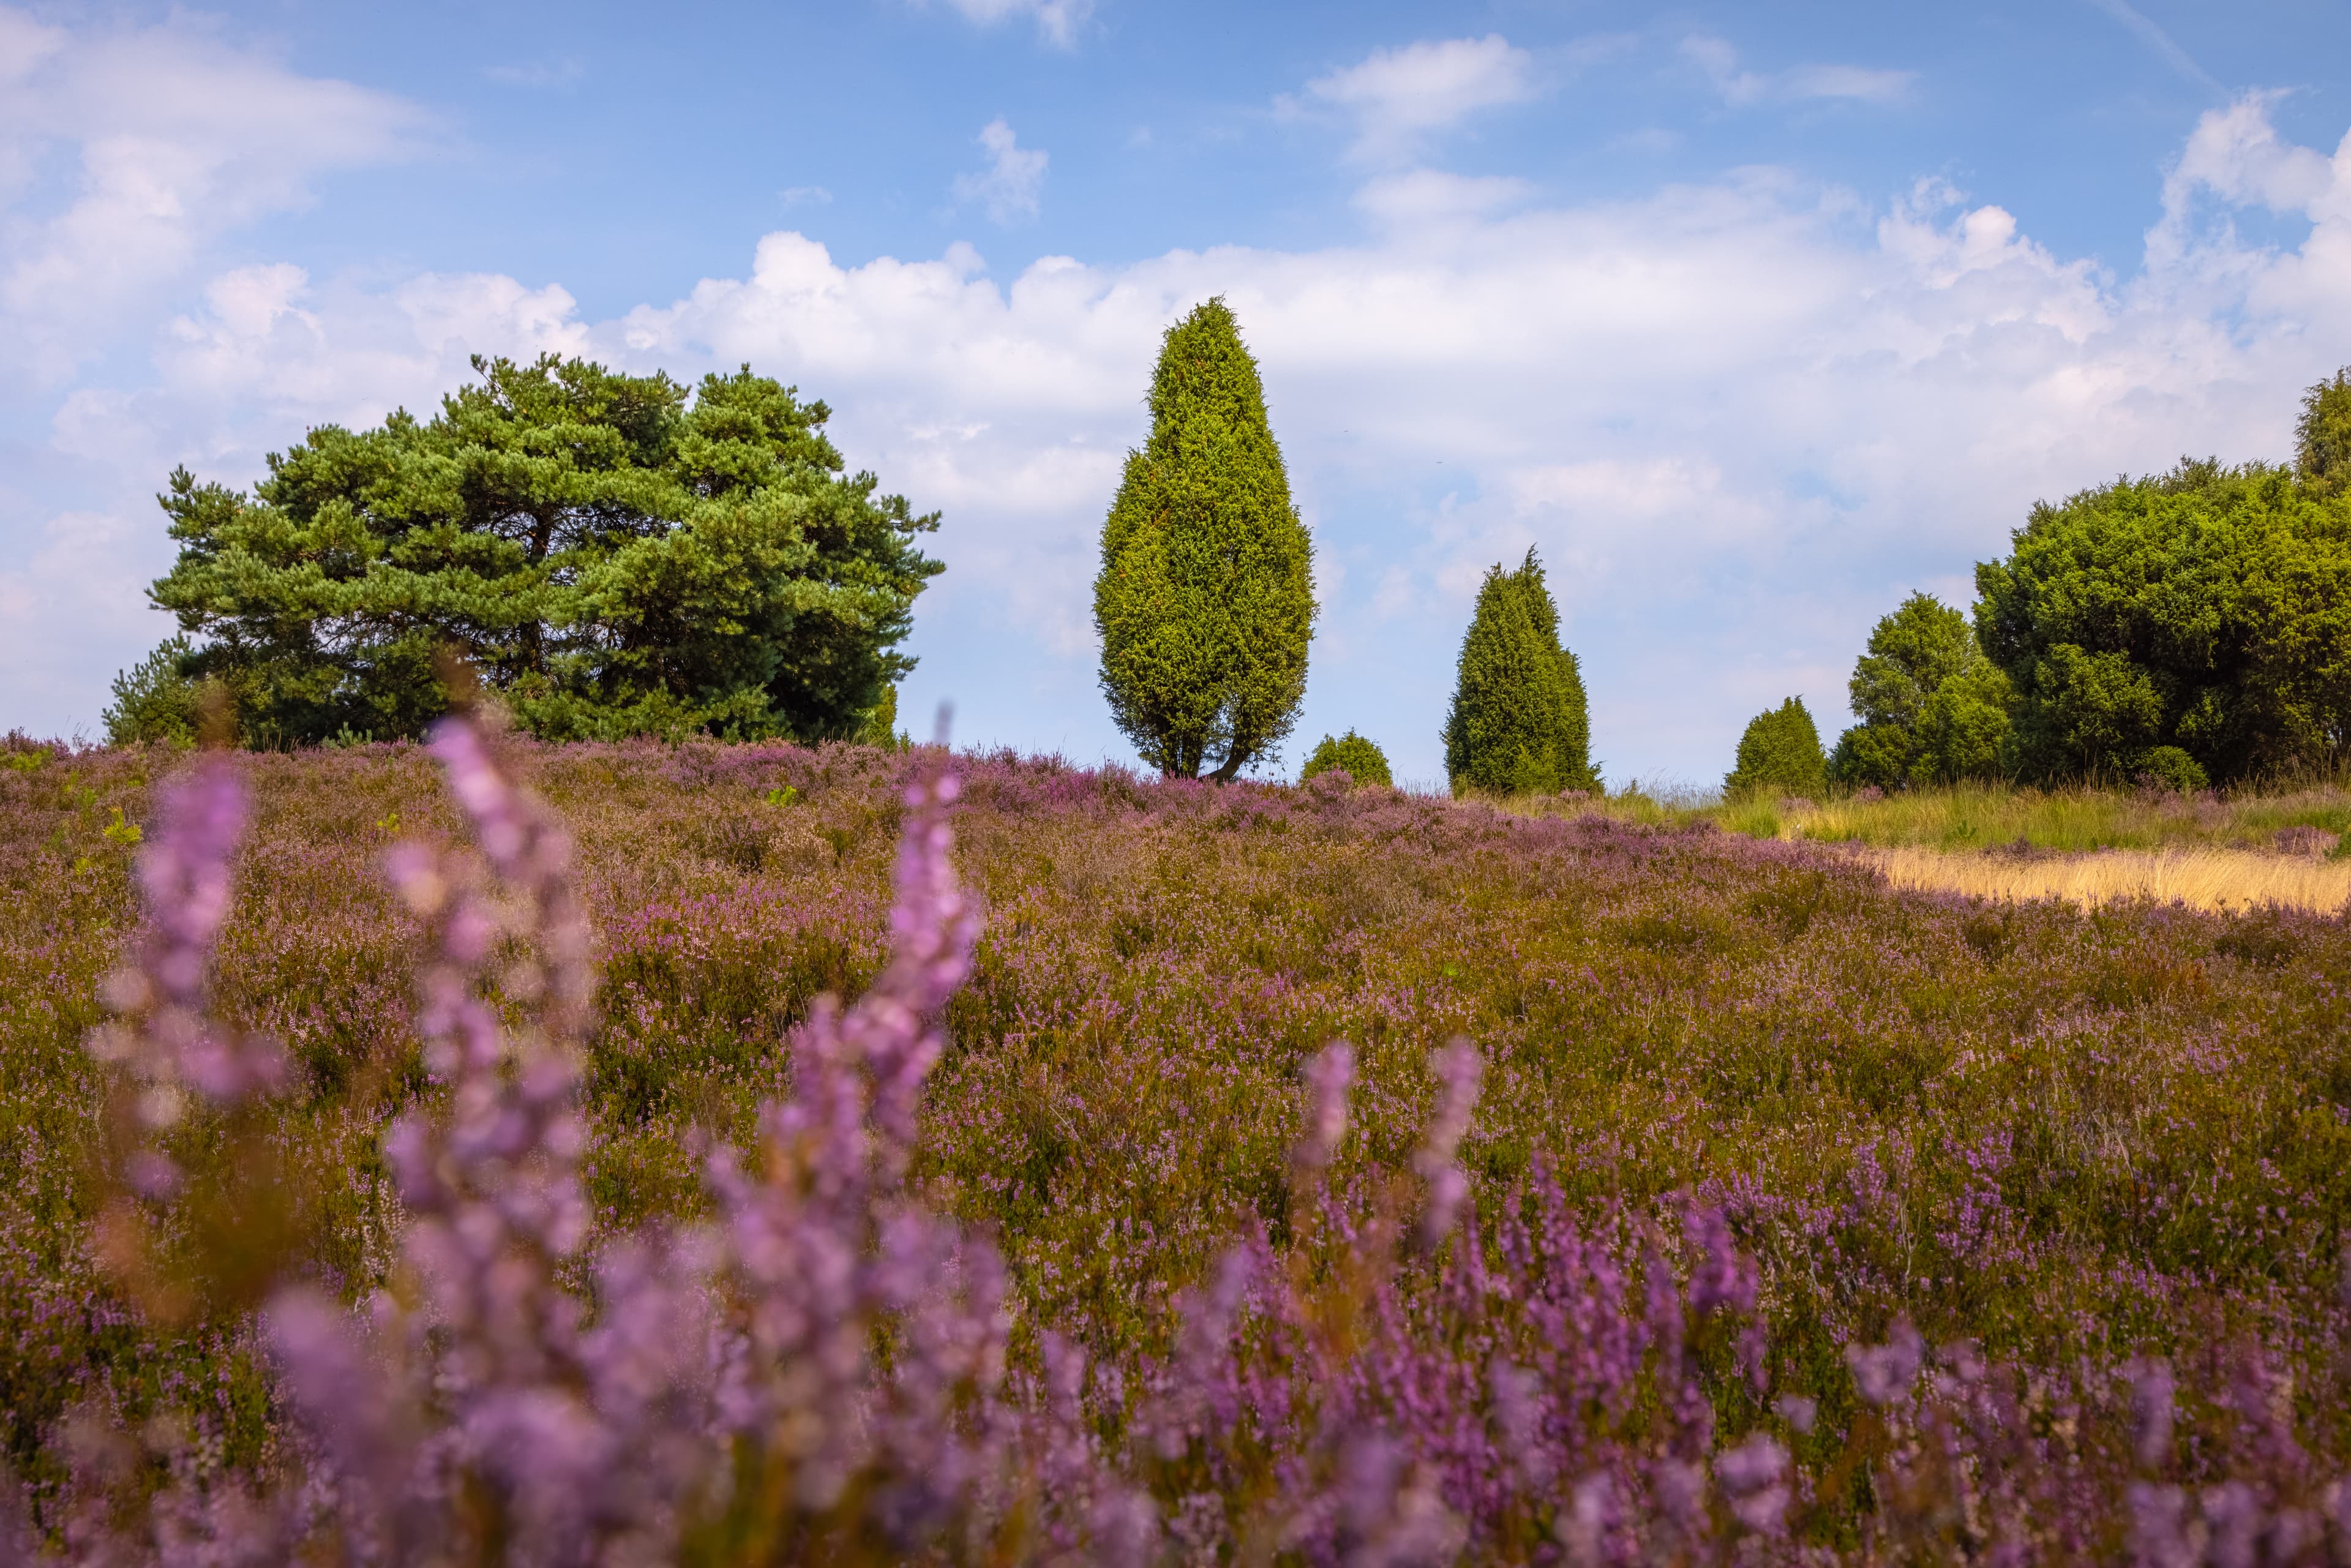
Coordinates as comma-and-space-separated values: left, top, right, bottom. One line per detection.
4, 1, 2349, 786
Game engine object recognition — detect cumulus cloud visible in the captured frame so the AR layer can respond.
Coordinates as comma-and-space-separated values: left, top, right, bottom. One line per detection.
575, 97, 2345, 773
1293, 35, 1539, 162
930, 0, 1091, 50
950, 118, 1047, 223
15, 82, 2351, 776
0, 6, 431, 381
1682, 35, 1916, 108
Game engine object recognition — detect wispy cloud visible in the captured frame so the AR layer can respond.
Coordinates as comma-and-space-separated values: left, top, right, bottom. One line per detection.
2083, 0, 2224, 96
780, 185, 832, 208
950, 118, 1046, 223
1289, 35, 1538, 162
929, 0, 1091, 50
1352, 169, 1532, 228
1683, 36, 1916, 108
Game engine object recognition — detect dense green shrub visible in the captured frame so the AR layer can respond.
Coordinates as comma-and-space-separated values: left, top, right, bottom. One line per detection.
1442, 548, 1598, 795
100, 636, 203, 747
1829, 593, 2011, 787
1094, 299, 1314, 781
130, 356, 939, 749
1974, 456, 2351, 784
1299, 729, 1391, 787
1726, 696, 1826, 797
2135, 744, 2210, 794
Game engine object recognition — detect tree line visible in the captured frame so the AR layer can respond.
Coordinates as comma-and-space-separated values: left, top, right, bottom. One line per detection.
1727, 367, 2351, 798
103, 302, 2351, 799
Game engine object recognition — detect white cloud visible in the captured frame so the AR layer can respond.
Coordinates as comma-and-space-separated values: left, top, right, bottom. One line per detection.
14, 89, 2351, 778
1683, 35, 1916, 108
1352, 170, 1533, 228
1294, 35, 1538, 162
931, 0, 1091, 50
950, 118, 1048, 224
0, 6, 430, 381
780, 185, 833, 208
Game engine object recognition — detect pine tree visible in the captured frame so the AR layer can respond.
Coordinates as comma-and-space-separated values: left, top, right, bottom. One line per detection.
132, 356, 941, 747
1094, 299, 1316, 780
1442, 548, 1600, 795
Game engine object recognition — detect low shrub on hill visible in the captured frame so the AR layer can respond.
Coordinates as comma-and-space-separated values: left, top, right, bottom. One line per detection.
1725, 697, 1826, 798
6, 737, 2351, 1558
1300, 727, 1393, 787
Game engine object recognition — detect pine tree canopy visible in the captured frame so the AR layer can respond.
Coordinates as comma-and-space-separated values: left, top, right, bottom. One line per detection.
1441, 547, 1599, 796
1094, 298, 1315, 781
1726, 697, 1827, 798
125, 354, 940, 748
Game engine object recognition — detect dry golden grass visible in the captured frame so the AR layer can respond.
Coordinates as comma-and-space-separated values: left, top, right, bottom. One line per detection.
1865, 843, 2351, 913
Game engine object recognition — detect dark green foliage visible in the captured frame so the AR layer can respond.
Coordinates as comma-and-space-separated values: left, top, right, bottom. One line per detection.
2298, 366, 2351, 498
1829, 593, 2012, 788
857, 684, 906, 751
133, 356, 941, 748
1300, 729, 1392, 787
2135, 745, 2209, 794
1442, 548, 1599, 795
1727, 696, 1826, 797
1094, 299, 1316, 781
100, 637, 203, 747
1974, 457, 2351, 783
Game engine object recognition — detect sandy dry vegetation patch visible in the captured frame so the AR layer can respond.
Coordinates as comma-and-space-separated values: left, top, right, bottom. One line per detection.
1864, 842, 2351, 913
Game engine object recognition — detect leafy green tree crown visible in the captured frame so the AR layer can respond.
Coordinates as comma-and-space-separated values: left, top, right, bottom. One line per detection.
1726, 697, 1826, 798
1828, 592, 2012, 789
1094, 298, 1316, 781
130, 355, 940, 748
1441, 548, 1600, 796
1974, 456, 2351, 783
1300, 730, 1392, 787
2298, 366, 2351, 498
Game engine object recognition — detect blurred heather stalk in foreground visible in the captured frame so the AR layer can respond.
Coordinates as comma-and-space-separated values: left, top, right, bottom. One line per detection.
23, 724, 2351, 1562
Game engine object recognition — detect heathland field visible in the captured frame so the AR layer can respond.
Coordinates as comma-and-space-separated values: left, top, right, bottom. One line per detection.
8, 738, 2351, 1557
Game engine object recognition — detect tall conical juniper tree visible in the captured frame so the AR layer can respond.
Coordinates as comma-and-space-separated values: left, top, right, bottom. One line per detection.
1442, 547, 1599, 795
1095, 299, 1315, 780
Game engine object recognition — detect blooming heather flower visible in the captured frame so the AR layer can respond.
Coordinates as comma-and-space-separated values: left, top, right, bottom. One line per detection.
1847, 1318, 1924, 1406
1715, 1432, 1790, 1536
1414, 1037, 1482, 1250
1298, 1040, 1355, 1174
88, 753, 286, 1201
2131, 1357, 2175, 1470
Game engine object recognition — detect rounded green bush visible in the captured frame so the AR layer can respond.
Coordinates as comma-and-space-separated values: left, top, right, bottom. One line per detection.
1300, 730, 1392, 787
2134, 745, 2209, 795
1725, 697, 1827, 798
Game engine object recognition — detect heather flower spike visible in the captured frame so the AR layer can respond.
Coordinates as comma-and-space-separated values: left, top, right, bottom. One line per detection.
1414, 1037, 1483, 1250
1298, 1040, 1355, 1174
92, 752, 284, 1193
